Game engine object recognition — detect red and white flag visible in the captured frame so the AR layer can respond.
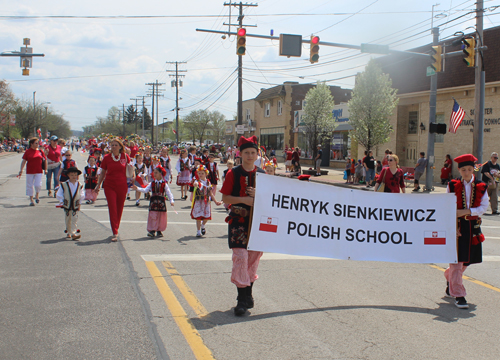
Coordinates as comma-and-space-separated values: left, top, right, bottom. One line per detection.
172, 129, 177, 135
259, 216, 278, 233
449, 100, 466, 133
424, 231, 446, 245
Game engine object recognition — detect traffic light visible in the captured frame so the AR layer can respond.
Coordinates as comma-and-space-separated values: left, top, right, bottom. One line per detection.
309, 35, 319, 63
236, 28, 246, 56
430, 45, 442, 72
462, 37, 475, 68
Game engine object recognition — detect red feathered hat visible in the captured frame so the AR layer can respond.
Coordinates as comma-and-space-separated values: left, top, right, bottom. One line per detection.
156, 166, 167, 177
454, 154, 477, 168
238, 135, 258, 151
193, 157, 202, 163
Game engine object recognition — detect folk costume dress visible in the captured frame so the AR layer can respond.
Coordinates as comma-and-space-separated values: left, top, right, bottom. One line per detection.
60, 158, 76, 183
207, 162, 219, 186
134, 163, 148, 188
190, 179, 213, 220
56, 180, 86, 237
160, 156, 172, 182
176, 157, 192, 186
136, 179, 174, 232
84, 165, 98, 202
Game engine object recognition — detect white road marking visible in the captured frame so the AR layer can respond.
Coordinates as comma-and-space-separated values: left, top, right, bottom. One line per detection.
141, 253, 334, 262
98, 220, 227, 225
141, 253, 500, 262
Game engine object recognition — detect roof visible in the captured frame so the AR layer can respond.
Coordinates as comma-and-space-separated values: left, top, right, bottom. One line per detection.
334, 124, 354, 132
254, 85, 286, 102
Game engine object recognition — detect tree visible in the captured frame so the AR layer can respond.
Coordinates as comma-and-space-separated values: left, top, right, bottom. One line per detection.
0, 81, 17, 138
183, 110, 212, 145
302, 81, 336, 159
208, 110, 226, 144
348, 59, 399, 151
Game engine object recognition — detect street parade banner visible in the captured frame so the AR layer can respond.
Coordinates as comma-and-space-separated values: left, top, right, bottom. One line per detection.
248, 174, 458, 263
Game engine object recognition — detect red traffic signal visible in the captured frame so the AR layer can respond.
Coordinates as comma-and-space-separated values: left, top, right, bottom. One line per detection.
237, 27, 246, 55
310, 35, 320, 63
311, 36, 320, 45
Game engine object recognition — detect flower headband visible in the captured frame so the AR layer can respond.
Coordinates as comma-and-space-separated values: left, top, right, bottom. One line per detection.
265, 161, 277, 168
196, 165, 209, 174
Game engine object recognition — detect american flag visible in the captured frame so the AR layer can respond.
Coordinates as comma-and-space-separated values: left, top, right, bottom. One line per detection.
449, 100, 466, 133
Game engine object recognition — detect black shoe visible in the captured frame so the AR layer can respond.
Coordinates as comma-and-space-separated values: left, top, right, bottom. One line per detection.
455, 297, 469, 309
245, 283, 254, 309
147, 231, 155, 237
234, 287, 248, 316
127, 195, 130, 200
492, 211, 498, 215
445, 282, 452, 298
201, 228, 206, 235
157, 231, 163, 237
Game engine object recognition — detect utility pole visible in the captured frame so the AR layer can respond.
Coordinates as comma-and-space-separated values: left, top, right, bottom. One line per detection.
472, 0, 485, 164
33, 91, 36, 136
224, 2, 258, 125
166, 61, 187, 145
146, 82, 155, 143
122, 104, 126, 138
424, 27, 439, 192
130, 98, 140, 135
135, 96, 148, 138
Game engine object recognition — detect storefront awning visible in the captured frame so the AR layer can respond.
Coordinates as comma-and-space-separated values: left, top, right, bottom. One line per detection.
334, 123, 354, 132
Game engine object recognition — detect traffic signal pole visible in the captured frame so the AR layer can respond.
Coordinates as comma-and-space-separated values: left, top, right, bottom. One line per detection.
424, 27, 439, 192
473, 0, 485, 164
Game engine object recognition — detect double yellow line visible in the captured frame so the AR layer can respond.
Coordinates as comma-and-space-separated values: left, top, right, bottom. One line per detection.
145, 261, 214, 360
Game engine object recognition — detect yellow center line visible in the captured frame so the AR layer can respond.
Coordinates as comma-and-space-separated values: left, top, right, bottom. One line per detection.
145, 261, 215, 360
163, 261, 209, 318
429, 264, 500, 293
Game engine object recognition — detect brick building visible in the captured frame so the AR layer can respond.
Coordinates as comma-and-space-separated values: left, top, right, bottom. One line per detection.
366, 25, 500, 181
227, 82, 352, 154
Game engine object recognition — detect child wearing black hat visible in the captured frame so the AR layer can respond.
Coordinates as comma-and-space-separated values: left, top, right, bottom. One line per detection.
56, 166, 86, 240
445, 154, 489, 309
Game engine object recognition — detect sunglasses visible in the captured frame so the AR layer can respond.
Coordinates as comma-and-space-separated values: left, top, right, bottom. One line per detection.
388, 159, 394, 162
494, 157, 498, 159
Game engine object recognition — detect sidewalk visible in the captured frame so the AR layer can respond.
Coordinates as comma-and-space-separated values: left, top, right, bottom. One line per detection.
275, 165, 448, 194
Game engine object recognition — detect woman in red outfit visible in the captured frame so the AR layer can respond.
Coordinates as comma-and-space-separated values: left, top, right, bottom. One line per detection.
374, 154, 406, 193
94, 139, 131, 242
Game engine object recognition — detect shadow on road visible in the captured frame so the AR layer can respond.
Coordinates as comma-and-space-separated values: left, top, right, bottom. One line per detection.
191, 299, 476, 329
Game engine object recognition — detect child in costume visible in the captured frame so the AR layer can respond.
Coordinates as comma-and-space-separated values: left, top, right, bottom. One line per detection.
84, 156, 98, 204
207, 153, 220, 199
58, 150, 77, 183
176, 149, 192, 200
222, 160, 234, 212
56, 166, 86, 240
134, 153, 148, 206
133, 166, 174, 238
264, 160, 276, 175
190, 165, 219, 237
220, 135, 265, 316
159, 147, 173, 183
445, 154, 489, 309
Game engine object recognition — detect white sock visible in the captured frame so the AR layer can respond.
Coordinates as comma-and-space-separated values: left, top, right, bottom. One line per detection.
197, 230, 201, 235
201, 223, 205, 229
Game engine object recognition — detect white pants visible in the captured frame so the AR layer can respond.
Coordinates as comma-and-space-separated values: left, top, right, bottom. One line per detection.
65, 209, 79, 235
26, 173, 43, 197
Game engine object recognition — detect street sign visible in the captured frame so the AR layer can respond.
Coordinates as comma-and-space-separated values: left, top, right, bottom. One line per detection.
360, 43, 390, 54
236, 125, 245, 134
426, 66, 436, 77
279, 34, 302, 57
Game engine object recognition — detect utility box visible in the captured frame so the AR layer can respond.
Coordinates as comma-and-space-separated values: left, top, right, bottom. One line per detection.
279, 34, 302, 57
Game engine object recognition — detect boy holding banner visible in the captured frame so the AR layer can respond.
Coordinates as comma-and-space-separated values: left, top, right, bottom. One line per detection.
446, 154, 489, 309
221, 135, 266, 316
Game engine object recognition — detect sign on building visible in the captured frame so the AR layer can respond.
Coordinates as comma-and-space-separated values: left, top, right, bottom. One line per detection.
332, 104, 350, 122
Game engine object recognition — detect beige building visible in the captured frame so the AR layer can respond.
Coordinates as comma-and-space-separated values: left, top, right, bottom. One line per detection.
358, 25, 500, 181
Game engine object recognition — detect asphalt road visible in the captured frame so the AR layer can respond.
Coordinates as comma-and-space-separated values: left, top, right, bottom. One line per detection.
1, 150, 500, 360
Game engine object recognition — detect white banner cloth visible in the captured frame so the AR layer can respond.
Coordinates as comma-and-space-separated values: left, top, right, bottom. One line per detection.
248, 174, 457, 263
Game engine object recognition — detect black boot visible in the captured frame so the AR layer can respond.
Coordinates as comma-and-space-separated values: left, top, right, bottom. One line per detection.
234, 287, 247, 316
246, 282, 254, 309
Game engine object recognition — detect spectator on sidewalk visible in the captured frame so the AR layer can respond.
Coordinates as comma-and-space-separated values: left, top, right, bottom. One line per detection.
481, 152, 500, 215
441, 154, 453, 185
413, 152, 427, 192
315, 145, 323, 176
374, 154, 406, 193
363, 150, 375, 187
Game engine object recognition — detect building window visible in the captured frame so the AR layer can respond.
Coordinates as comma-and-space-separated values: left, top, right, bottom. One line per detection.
435, 113, 445, 143
277, 100, 282, 115
295, 100, 301, 106
408, 111, 418, 134
302, 100, 307, 109
246, 109, 251, 121
265, 103, 270, 117
260, 127, 285, 151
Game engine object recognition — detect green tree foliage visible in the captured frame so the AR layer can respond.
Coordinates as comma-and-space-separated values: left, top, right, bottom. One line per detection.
208, 110, 226, 144
348, 59, 399, 151
302, 81, 336, 158
183, 110, 212, 145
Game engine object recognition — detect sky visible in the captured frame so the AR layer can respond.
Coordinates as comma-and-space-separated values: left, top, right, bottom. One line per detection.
1, 0, 499, 131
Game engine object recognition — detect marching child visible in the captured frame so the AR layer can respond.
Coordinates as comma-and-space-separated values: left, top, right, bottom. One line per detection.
84, 156, 98, 204
222, 159, 234, 212
159, 147, 173, 183
220, 135, 265, 316
264, 160, 276, 175
92, 148, 102, 168
134, 153, 148, 206
58, 150, 77, 183
445, 154, 488, 309
143, 147, 152, 172
201, 148, 210, 166
176, 149, 192, 200
190, 165, 219, 237
133, 166, 174, 238
56, 166, 85, 240
188, 145, 197, 166
207, 153, 220, 199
